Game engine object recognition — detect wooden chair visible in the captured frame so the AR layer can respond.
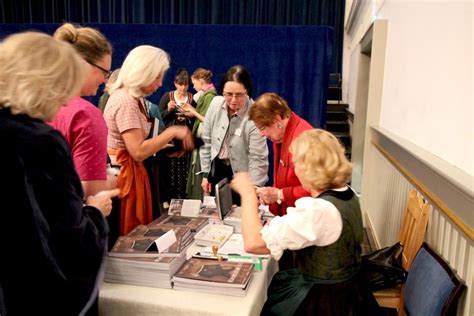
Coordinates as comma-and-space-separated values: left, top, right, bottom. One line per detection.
374, 189, 431, 310
401, 243, 466, 316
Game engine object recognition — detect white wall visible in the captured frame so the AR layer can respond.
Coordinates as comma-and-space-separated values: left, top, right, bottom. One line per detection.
344, 0, 473, 177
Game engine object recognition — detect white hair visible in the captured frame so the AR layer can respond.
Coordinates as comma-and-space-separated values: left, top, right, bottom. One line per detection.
109, 45, 170, 98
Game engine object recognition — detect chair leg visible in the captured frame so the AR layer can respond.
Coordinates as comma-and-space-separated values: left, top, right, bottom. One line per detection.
397, 292, 405, 316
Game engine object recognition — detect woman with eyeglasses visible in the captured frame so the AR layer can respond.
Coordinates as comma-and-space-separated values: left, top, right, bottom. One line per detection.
249, 92, 313, 216
50, 22, 116, 198
104, 45, 194, 235
200, 65, 269, 201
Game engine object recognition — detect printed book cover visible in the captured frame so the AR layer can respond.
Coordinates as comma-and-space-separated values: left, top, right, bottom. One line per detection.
173, 257, 253, 288
109, 236, 159, 257
151, 214, 207, 232
125, 224, 192, 255
167, 199, 202, 217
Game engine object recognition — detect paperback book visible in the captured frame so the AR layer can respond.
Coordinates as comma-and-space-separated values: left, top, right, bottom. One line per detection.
151, 214, 207, 233
172, 257, 254, 296
105, 254, 186, 288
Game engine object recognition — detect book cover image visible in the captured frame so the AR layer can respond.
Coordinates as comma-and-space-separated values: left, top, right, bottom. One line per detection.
129, 226, 168, 238
127, 224, 191, 254
168, 199, 184, 216
174, 258, 253, 287
110, 236, 158, 256
152, 215, 207, 232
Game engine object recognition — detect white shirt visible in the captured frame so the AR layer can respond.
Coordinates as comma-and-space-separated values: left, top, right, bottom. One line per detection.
261, 195, 343, 260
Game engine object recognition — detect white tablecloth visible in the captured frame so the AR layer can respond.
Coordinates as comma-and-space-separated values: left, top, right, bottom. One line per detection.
99, 242, 278, 316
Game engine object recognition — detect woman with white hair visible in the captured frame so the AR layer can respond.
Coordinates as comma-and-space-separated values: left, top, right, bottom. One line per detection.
104, 45, 193, 235
0, 31, 119, 315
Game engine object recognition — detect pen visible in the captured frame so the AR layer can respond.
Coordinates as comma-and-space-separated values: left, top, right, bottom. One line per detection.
192, 252, 228, 261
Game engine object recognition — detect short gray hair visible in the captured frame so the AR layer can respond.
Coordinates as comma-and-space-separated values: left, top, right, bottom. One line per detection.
0, 32, 87, 121
110, 45, 170, 98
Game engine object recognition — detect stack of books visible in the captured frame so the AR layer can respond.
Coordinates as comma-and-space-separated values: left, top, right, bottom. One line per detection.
172, 257, 254, 296
105, 221, 195, 288
105, 255, 186, 288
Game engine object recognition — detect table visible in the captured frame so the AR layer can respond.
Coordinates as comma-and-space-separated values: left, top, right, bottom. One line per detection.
98, 242, 278, 316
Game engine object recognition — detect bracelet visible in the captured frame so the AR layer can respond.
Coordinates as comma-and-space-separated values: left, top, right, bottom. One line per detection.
277, 189, 282, 205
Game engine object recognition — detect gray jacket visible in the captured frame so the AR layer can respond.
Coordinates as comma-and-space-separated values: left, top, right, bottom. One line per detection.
199, 96, 269, 186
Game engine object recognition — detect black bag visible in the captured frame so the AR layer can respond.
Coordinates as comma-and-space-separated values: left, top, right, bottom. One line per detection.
361, 242, 408, 291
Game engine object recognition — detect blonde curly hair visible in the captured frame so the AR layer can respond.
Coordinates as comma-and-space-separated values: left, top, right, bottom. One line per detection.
0, 32, 88, 121
290, 129, 352, 191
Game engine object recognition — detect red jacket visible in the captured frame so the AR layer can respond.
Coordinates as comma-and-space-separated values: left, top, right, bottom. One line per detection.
270, 112, 313, 216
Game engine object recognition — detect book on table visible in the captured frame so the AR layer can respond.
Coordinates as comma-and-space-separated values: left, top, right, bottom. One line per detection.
151, 214, 208, 233
105, 254, 186, 288
168, 198, 202, 217
172, 257, 254, 296
109, 224, 193, 258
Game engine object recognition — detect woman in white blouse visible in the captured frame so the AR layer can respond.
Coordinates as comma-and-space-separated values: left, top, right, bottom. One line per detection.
231, 129, 379, 315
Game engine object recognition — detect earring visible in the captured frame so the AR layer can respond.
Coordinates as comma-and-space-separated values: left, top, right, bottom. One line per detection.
277, 124, 282, 129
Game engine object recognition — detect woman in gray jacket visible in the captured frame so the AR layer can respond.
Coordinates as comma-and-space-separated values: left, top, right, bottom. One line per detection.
200, 65, 268, 200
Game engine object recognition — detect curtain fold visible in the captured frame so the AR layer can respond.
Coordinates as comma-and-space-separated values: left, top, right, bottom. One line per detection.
0, 0, 344, 74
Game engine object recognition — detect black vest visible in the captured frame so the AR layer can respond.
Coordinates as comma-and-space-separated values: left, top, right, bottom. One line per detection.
280, 189, 364, 283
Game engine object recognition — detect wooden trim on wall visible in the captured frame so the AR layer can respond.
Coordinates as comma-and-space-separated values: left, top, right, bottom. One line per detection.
370, 128, 473, 241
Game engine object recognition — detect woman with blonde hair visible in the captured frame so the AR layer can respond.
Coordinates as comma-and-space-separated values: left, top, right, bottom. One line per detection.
0, 31, 119, 315
232, 129, 379, 315
51, 22, 115, 197
104, 45, 193, 235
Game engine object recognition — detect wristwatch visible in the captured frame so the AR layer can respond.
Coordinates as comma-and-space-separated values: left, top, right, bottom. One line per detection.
276, 189, 283, 205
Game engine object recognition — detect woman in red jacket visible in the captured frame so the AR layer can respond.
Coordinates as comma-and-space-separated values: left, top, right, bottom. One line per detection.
249, 92, 313, 216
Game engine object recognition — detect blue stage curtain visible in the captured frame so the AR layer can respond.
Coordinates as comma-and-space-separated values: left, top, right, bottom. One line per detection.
0, 23, 332, 128
0, 0, 344, 75
0, 23, 332, 184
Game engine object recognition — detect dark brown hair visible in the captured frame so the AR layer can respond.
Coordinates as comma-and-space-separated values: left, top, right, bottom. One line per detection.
174, 68, 190, 85
218, 65, 253, 97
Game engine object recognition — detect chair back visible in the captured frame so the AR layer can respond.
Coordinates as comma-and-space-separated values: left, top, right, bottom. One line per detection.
399, 190, 430, 270
403, 243, 466, 316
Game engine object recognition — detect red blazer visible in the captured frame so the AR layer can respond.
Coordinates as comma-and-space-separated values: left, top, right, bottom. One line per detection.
270, 113, 313, 216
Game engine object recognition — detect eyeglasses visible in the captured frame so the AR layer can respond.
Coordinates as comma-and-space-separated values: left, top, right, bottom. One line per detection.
256, 125, 267, 132
223, 91, 247, 99
87, 61, 112, 79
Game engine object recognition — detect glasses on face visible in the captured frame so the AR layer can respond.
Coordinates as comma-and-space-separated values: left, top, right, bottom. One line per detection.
223, 91, 247, 99
87, 61, 112, 79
